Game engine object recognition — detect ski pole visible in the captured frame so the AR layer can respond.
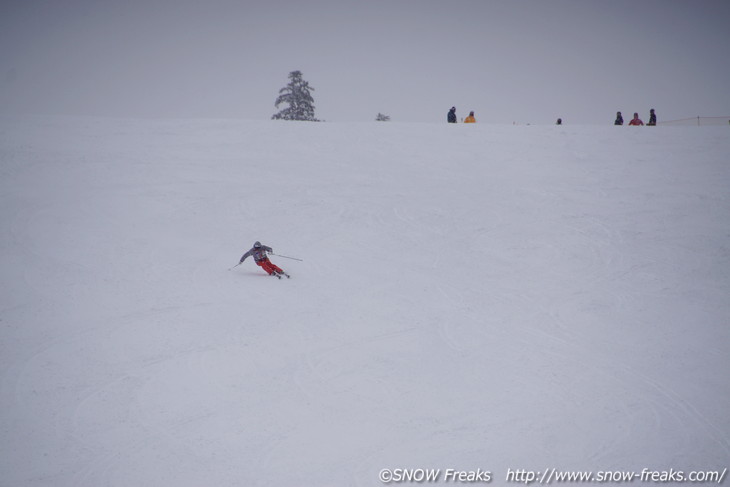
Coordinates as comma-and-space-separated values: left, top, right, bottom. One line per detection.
270, 253, 303, 262
228, 262, 242, 271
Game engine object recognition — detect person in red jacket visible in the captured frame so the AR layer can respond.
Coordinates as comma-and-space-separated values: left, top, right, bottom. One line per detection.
239, 241, 289, 278
628, 113, 644, 126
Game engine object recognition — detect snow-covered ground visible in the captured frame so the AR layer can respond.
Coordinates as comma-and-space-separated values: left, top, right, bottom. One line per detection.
1, 116, 728, 486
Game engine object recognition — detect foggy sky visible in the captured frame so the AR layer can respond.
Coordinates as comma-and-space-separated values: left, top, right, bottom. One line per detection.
1, 0, 729, 124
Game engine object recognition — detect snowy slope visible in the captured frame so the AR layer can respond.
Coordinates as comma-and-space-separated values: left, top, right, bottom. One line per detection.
1, 116, 729, 486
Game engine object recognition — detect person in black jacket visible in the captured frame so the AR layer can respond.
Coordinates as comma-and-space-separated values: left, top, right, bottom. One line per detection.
647, 109, 657, 126
447, 107, 457, 123
614, 111, 624, 125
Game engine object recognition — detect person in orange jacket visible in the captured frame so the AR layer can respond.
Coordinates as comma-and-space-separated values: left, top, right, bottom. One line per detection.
628, 113, 644, 126
464, 111, 476, 123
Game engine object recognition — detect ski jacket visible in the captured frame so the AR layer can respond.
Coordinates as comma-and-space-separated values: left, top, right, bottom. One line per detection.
464, 115, 476, 123
628, 117, 644, 126
614, 115, 624, 125
447, 109, 457, 123
240, 245, 273, 264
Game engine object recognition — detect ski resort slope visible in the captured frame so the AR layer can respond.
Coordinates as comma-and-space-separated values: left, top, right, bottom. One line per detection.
1, 117, 729, 486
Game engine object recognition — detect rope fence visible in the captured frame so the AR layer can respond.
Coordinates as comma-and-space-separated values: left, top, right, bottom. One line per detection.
659, 116, 730, 126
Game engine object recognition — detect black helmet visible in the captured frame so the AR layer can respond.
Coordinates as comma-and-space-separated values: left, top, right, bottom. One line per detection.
253, 241, 262, 248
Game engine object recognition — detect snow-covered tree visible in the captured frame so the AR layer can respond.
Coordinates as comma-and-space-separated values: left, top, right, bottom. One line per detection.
272, 71, 319, 121
376, 113, 391, 121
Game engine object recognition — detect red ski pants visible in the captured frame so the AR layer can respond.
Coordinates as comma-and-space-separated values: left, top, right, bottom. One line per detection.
257, 258, 283, 275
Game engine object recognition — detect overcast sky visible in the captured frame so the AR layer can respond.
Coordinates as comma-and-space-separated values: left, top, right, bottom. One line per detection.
1, 0, 728, 124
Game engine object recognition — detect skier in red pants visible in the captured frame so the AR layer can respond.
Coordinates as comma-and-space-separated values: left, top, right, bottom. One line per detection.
239, 241, 289, 278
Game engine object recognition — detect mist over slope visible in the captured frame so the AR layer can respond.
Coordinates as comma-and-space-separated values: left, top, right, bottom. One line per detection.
1, 117, 729, 486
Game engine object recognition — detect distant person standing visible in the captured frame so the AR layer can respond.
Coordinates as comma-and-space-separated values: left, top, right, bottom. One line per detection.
614, 111, 624, 125
556, 118, 562, 125
447, 107, 457, 123
464, 111, 476, 123
628, 113, 644, 126
647, 108, 657, 126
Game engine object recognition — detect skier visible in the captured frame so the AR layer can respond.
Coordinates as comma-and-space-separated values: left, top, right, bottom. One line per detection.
239, 241, 288, 278
628, 113, 644, 126
556, 118, 562, 125
647, 108, 657, 126
447, 107, 457, 123
614, 111, 624, 125
464, 111, 476, 123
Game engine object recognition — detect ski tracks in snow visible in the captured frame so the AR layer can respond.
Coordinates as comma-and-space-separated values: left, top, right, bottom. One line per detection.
6, 304, 222, 486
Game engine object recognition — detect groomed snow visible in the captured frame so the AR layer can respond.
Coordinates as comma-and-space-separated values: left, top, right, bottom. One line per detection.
1, 116, 729, 486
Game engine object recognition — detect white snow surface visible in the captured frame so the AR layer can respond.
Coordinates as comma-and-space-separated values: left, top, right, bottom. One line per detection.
1, 116, 729, 486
